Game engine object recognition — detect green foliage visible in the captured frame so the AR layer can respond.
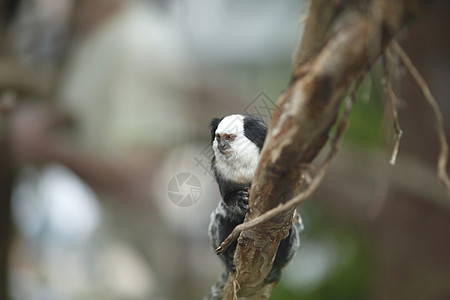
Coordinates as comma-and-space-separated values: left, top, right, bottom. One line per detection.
343, 80, 384, 148
271, 203, 372, 300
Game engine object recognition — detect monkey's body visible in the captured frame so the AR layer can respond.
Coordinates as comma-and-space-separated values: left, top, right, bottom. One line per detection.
208, 114, 301, 283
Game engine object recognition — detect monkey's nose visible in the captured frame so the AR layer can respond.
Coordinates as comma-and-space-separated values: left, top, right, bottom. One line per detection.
218, 141, 231, 156
219, 139, 229, 149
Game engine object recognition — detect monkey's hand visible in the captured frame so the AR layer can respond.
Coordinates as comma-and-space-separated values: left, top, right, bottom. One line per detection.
236, 187, 250, 213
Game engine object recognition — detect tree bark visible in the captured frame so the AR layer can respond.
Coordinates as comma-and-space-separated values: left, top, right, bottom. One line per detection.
221, 0, 434, 298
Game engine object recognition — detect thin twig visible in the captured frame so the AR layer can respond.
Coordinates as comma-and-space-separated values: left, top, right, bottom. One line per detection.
216, 75, 364, 255
391, 40, 450, 197
232, 280, 239, 300
384, 48, 403, 165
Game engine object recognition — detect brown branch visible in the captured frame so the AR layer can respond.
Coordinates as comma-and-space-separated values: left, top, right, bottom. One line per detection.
391, 40, 450, 196
294, 0, 345, 65
217, 1, 435, 298
216, 75, 363, 256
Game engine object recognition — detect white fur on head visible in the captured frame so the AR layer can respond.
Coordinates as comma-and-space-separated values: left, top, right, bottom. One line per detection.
213, 114, 260, 184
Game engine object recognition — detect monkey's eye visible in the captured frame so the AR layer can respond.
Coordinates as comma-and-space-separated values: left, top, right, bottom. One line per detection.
225, 134, 236, 141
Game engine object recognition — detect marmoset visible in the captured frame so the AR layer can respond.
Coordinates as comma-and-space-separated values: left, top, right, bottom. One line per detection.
208, 114, 302, 284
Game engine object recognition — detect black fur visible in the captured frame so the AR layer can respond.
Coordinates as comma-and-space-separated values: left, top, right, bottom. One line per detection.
209, 201, 244, 272
210, 117, 223, 142
208, 114, 300, 284
210, 115, 267, 149
243, 115, 267, 150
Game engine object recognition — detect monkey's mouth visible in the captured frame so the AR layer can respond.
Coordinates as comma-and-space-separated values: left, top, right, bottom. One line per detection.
219, 148, 232, 157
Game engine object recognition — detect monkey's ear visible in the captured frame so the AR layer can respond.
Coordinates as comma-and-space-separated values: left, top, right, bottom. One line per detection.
210, 117, 223, 142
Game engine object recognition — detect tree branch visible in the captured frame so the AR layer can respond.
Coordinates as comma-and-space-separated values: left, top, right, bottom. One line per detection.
294, 0, 346, 65
218, 0, 435, 299
383, 47, 403, 165
391, 40, 450, 196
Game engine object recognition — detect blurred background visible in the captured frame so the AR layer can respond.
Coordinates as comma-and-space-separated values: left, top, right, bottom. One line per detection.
0, 0, 449, 299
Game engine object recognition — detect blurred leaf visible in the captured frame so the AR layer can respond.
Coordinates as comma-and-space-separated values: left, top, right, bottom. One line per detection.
344, 81, 384, 148
272, 203, 372, 300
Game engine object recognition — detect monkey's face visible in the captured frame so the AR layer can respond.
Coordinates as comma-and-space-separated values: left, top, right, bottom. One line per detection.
214, 132, 237, 157
212, 115, 256, 162
213, 129, 247, 160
